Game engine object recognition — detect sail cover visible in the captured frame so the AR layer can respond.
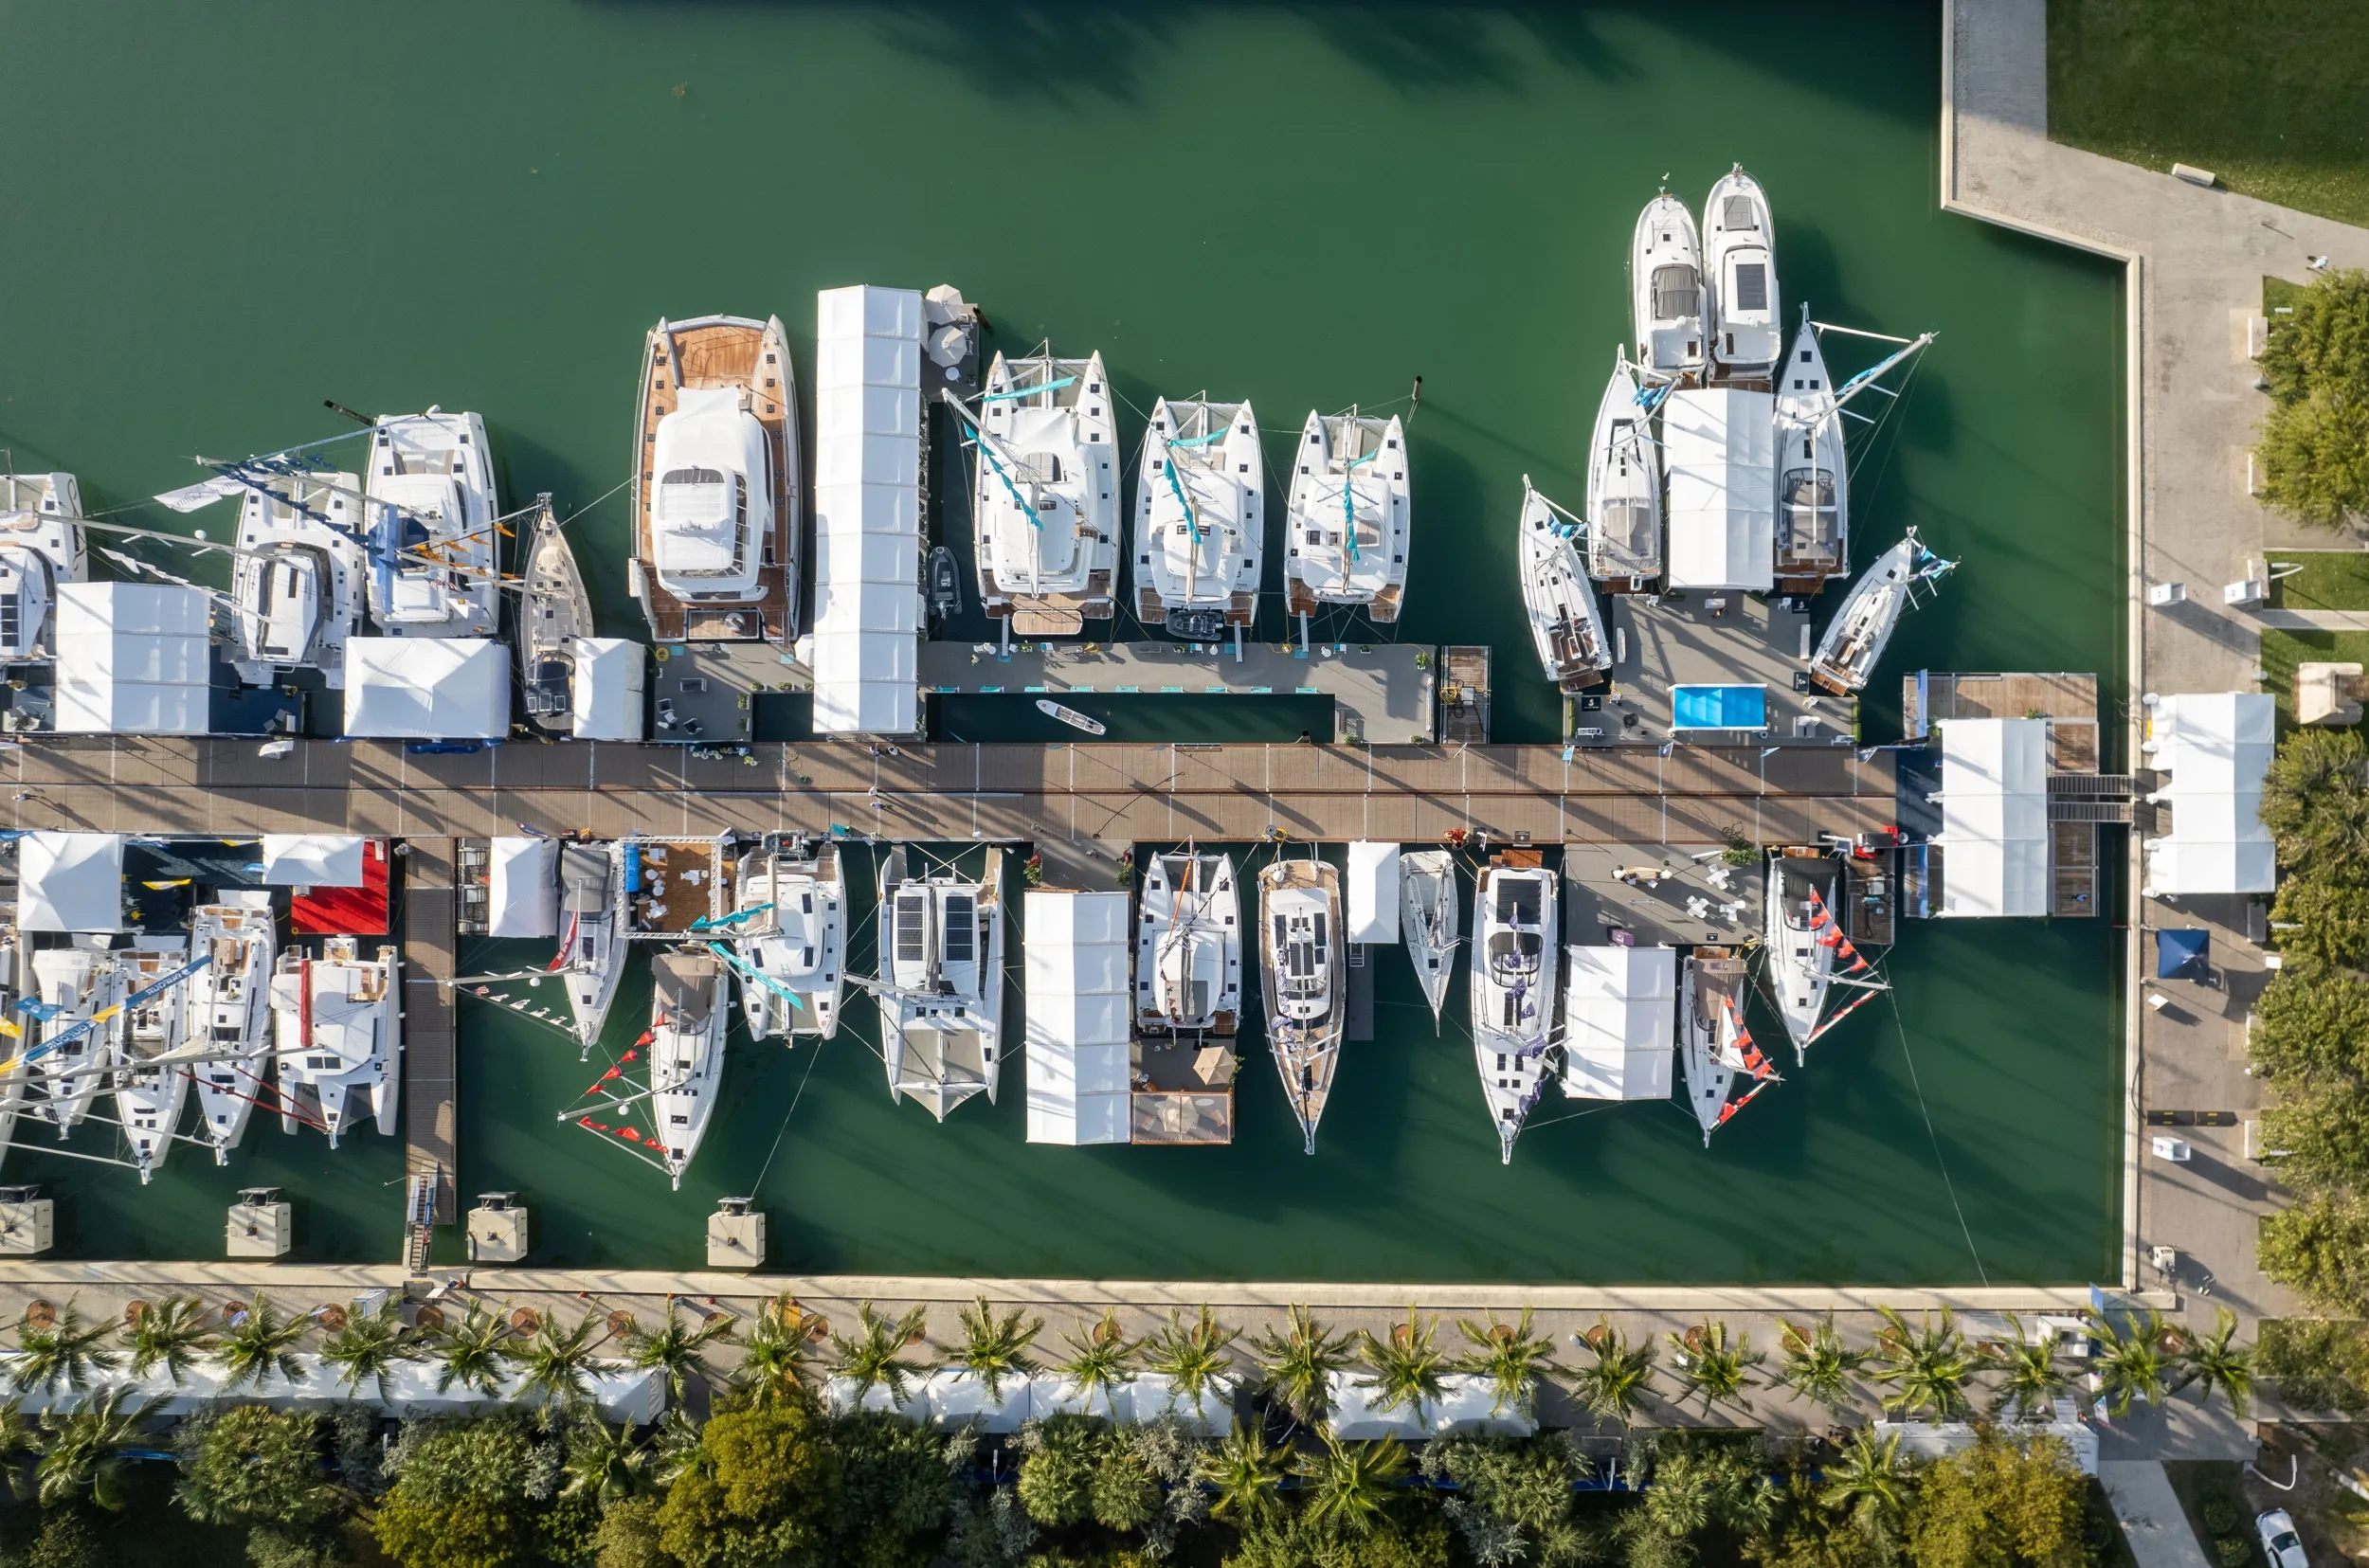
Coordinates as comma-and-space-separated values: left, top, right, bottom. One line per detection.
2143, 692, 2275, 895
1345, 842, 1401, 945
18, 831, 125, 933
1936, 717, 2049, 918
261, 835, 368, 888
810, 284, 924, 736
487, 836, 559, 939
1022, 889, 1130, 1144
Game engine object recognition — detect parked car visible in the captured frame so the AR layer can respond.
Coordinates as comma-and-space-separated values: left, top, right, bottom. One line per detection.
2257, 1510, 2308, 1568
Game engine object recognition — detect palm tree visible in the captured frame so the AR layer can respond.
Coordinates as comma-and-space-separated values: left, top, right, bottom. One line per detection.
118, 1298, 211, 1389
1985, 1315, 2069, 1420
1198, 1419, 1286, 1525
562, 1417, 653, 1504
1817, 1427, 1914, 1545
1250, 1306, 1351, 1428
10, 1302, 119, 1398
215, 1294, 309, 1395
1454, 1308, 1561, 1419
32, 1386, 164, 1511
1057, 1309, 1137, 1411
826, 1302, 926, 1408
1358, 1308, 1448, 1418
1297, 1433, 1409, 1538
1668, 1320, 1763, 1416
2174, 1307, 2253, 1416
2088, 1307, 2176, 1417
946, 1297, 1042, 1401
734, 1302, 814, 1410
1872, 1307, 1974, 1422
321, 1302, 413, 1401
433, 1301, 518, 1397
1774, 1315, 1866, 1417
1144, 1306, 1238, 1412
518, 1310, 604, 1415
1569, 1317, 1658, 1428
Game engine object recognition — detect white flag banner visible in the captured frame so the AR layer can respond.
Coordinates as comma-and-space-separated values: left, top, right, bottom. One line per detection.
152, 473, 247, 513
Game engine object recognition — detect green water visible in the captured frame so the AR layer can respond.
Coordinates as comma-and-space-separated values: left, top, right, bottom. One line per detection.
0, 2, 2125, 1284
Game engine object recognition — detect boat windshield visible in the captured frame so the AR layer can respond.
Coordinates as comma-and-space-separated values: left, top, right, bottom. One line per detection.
1488, 929, 1542, 974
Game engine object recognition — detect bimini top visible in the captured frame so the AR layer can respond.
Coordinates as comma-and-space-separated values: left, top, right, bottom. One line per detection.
810, 284, 924, 737
2143, 692, 2275, 896
1661, 389, 1774, 591
18, 830, 124, 933
1022, 889, 1130, 1146
51, 583, 211, 736
1936, 717, 2049, 918
343, 637, 509, 739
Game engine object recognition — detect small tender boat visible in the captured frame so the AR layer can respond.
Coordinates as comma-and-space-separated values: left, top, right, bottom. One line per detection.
1773, 315, 1847, 589
1400, 850, 1459, 1034
1131, 399, 1262, 638
27, 939, 123, 1134
1631, 191, 1708, 381
877, 847, 1004, 1121
518, 494, 594, 735
646, 946, 729, 1188
1284, 410, 1410, 625
928, 546, 963, 622
363, 408, 499, 639
1807, 530, 1955, 696
1765, 848, 1842, 1063
1517, 479, 1611, 692
559, 840, 629, 1054
270, 938, 400, 1145
113, 940, 194, 1183
1035, 698, 1106, 736
0, 470, 85, 663
971, 348, 1118, 635
1258, 855, 1346, 1155
1135, 850, 1241, 1037
186, 892, 278, 1164
1470, 858, 1558, 1163
1704, 165, 1781, 378
731, 838, 843, 1041
629, 314, 799, 642
1585, 354, 1663, 591
229, 471, 369, 689
1679, 946, 1778, 1144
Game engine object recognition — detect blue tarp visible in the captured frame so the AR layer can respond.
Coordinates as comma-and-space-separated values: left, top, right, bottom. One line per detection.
2156, 927, 2210, 981
1671, 684, 1768, 730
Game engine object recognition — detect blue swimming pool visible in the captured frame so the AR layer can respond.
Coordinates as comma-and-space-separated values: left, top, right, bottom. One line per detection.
1671, 684, 1769, 730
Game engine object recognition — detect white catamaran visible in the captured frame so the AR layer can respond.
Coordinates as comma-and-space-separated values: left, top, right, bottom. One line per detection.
1517, 478, 1612, 692
877, 847, 1005, 1121
0, 470, 86, 663
1470, 859, 1559, 1163
1258, 856, 1346, 1156
1283, 410, 1409, 631
1807, 530, 1956, 696
1131, 399, 1262, 641
730, 838, 843, 1042
1679, 946, 1779, 1145
1704, 165, 1781, 378
1632, 191, 1708, 381
970, 350, 1117, 635
558, 840, 630, 1054
1134, 850, 1241, 1038
647, 946, 729, 1188
270, 938, 400, 1146
187, 892, 278, 1164
1400, 850, 1459, 1035
363, 408, 499, 639
229, 471, 369, 689
1584, 353, 1662, 591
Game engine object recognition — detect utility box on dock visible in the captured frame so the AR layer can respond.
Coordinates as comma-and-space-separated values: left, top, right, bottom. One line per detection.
706, 1198, 765, 1270
465, 1193, 530, 1264
0, 1187, 53, 1256
227, 1187, 293, 1259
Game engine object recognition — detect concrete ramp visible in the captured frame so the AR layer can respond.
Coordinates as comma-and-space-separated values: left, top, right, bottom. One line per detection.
2095, 1463, 2210, 1568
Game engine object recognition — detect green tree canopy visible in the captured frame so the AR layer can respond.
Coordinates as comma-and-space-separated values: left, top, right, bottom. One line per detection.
370, 1415, 562, 1568
2263, 269, 2369, 406
1904, 1429, 2086, 1568
2260, 270, 2369, 530
2262, 1192, 2369, 1313
656, 1401, 842, 1568
172, 1406, 335, 1531
2251, 962, 2369, 1085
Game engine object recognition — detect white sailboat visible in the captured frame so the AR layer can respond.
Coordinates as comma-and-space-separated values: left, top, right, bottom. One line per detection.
1773, 315, 1847, 588
1400, 850, 1458, 1035
1283, 410, 1410, 627
1258, 855, 1346, 1155
970, 349, 1118, 635
558, 840, 629, 1054
1704, 165, 1781, 377
187, 892, 278, 1164
363, 408, 499, 639
1517, 479, 1612, 692
518, 495, 594, 735
1765, 849, 1842, 1063
228, 470, 369, 689
1807, 530, 1956, 696
1131, 399, 1262, 640
0, 470, 85, 663
731, 839, 843, 1041
270, 938, 400, 1146
877, 847, 1005, 1121
26, 939, 123, 1134
646, 946, 729, 1188
1679, 946, 1778, 1145
1631, 191, 1708, 381
1470, 859, 1558, 1163
1134, 850, 1241, 1037
113, 940, 194, 1183
1584, 354, 1662, 591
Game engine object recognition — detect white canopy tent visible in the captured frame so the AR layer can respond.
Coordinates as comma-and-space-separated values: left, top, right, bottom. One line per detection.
0, 1354, 662, 1422
570, 637, 645, 741
260, 834, 368, 889
1560, 944, 1676, 1100
1346, 841, 1401, 945
1936, 718, 2050, 918
51, 583, 212, 736
810, 284, 924, 736
2143, 692, 2275, 896
1324, 1371, 1534, 1438
345, 638, 509, 739
17, 831, 123, 932
1662, 388, 1774, 590
487, 836, 559, 938
1023, 889, 1130, 1144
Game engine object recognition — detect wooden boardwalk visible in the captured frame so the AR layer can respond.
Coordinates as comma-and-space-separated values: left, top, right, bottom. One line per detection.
396, 839, 459, 1235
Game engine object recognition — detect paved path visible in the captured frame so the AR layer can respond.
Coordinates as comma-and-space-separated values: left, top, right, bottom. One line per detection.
2097, 1462, 2214, 1568
2255, 608, 2369, 632
1946, 0, 2369, 1336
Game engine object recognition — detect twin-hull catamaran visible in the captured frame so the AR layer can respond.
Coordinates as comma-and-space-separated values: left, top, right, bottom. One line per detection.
1678, 946, 1779, 1144
559, 840, 629, 1054
1517, 480, 1612, 692
1807, 531, 1956, 696
519, 495, 595, 735
187, 892, 278, 1163
731, 839, 843, 1041
270, 938, 400, 1146
1132, 400, 1262, 640
229, 471, 369, 689
1705, 165, 1781, 378
0, 470, 85, 664
647, 946, 728, 1188
364, 408, 499, 639
27, 939, 123, 1134
971, 350, 1117, 636
1135, 851, 1241, 1037
1470, 859, 1559, 1163
114, 940, 194, 1182
1631, 192, 1708, 383
1258, 856, 1346, 1155
1400, 850, 1459, 1035
1584, 354, 1663, 591
877, 847, 1004, 1121
1283, 410, 1409, 629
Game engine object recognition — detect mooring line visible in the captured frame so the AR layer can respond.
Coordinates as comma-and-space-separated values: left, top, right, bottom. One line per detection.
1884, 986, 1989, 1286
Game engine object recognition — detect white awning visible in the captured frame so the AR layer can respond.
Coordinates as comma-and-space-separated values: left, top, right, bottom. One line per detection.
811, 285, 924, 737
1323, 1374, 1428, 1440
1346, 842, 1401, 945
50, 583, 212, 736
1936, 717, 2049, 918
17, 831, 124, 932
2143, 693, 2275, 896
1662, 388, 1774, 590
260, 834, 368, 889
0, 1354, 661, 1422
487, 836, 559, 938
570, 637, 645, 741
1561, 944, 1676, 1100
344, 638, 509, 739
1022, 889, 1130, 1144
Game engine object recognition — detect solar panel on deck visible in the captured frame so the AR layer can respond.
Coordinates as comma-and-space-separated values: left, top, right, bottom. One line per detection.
1733, 263, 1768, 312
943, 894, 975, 964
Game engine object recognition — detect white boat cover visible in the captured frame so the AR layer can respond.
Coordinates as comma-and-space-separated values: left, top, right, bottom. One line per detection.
260, 834, 368, 889
811, 285, 924, 736
1346, 842, 1401, 945
1562, 944, 1676, 1100
17, 830, 124, 932
344, 637, 509, 739
1022, 889, 1130, 1144
571, 637, 645, 741
1937, 717, 2050, 918
0, 1354, 661, 1422
51, 583, 211, 735
2143, 693, 2275, 895
1662, 389, 1774, 590
487, 836, 559, 938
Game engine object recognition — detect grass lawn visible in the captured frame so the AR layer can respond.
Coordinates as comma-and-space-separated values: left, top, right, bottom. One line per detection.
2269, 551, 2369, 611
2259, 627, 2369, 728
2049, 0, 2369, 226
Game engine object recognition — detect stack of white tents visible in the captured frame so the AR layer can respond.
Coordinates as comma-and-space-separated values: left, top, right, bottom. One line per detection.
1023, 889, 1130, 1145
1933, 717, 2050, 919
2142, 692, 2275, 896
1560, 944, 1676, 1100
